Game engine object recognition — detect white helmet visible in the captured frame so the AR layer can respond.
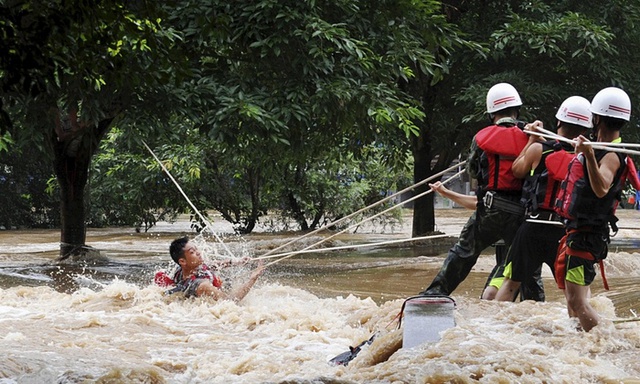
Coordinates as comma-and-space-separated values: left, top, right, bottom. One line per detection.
555, 96, 593, 128
590, 87, 631, 121
486, 83, 522, 114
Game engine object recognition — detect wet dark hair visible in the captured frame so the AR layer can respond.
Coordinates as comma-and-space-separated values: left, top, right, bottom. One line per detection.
170, 236, 189, 264
501, 106, 521, 118
558, 121, 587, 139
489, 106, 520, 122
598, 115, 626, 131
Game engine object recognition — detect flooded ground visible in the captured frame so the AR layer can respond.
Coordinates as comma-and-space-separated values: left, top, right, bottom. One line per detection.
0, 208, 639, 383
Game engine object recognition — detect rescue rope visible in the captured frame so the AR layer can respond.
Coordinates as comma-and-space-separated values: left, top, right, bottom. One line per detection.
386, 310, 403, 330
265, 169, 466, 266
258, 160, 467, 259
525, 128, 640, 156
252, 233, 452, 260
584, 142, 640, 148
142, 141, 235, 259
612, 317, 640, 324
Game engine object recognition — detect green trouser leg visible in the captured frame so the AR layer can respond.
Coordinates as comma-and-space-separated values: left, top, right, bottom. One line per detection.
485, 243, 546, 301
421, 208, 524, 296
421, 245, 479, 295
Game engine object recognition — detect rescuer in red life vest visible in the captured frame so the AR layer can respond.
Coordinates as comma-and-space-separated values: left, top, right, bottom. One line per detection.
494, 96, 592, 302
555, 87, 631, 331
420, 83, 537, 299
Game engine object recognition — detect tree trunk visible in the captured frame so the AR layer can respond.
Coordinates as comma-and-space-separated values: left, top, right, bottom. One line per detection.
287, 191, 309, 231
411, 131, 436, 237
55, 138, 90, 259
240, 166, 260, 234
407, 79, 463, 237
51, 110, 113, 260
285, 166, 310, 231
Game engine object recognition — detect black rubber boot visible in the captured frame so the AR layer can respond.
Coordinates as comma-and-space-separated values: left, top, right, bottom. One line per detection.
420, 251, 477, 296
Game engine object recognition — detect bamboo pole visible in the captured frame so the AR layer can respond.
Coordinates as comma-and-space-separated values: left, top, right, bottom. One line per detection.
524, 129, 640, 156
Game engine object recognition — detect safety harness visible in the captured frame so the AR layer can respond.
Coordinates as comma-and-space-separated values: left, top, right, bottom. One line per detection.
555, 148, 627, 232
555, 229, 609, 290
554, 141, 631, 290
474, 120, 529, 215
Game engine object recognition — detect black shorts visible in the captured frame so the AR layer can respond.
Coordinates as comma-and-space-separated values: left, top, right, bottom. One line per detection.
555, 230, 608, 289
504, 220, 565, 282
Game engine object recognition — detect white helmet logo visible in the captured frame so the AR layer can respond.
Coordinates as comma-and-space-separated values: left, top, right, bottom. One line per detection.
565, 111, 590, 123
608, 104, 631, 115
493, 96, 517, 107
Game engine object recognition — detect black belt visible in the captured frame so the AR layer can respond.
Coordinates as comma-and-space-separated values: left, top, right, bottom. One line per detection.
526, 210, 562, 223
482, 191, 525, 216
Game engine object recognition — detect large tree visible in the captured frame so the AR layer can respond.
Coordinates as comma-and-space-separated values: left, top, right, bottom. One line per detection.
1, 1, 182, 259
1, 0, 457, 254
146, 0, 464, 233
409, 0, 640, 236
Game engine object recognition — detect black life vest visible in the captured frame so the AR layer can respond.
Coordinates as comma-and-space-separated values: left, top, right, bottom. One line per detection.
555, 149, 628, 230
521, 141, 575, 212
474, 124, 528, 192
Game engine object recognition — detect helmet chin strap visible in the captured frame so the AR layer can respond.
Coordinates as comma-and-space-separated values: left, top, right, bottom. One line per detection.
591, 116, 601, 140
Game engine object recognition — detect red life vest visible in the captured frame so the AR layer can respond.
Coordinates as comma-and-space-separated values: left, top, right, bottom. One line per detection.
154, 265, 223, 289
154, 271, 175, 287
522, 141, 575, 212
625, 156, 640, 189
474, 124, 528, 192
555, 149, 627, 230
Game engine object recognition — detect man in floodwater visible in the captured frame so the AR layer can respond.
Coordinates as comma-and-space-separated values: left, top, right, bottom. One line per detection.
156, 236, 265, 302
495, 96, 592, 302
420, 83, 534, 299
555, 87, 631, 331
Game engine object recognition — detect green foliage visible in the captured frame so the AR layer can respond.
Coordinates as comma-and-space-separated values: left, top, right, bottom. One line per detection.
0, 144, 59, 228
0, 132, 13, 153
1, 1, 182, 136
131, 0, 450, 233
90, 123, 411, 234
89, 128, 192, 231
272, 142, 411, 232
3, 0, 640, 236
164, 0, 440, 146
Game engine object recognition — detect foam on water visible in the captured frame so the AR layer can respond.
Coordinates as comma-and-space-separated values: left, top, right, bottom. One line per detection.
1, 209, 639, 383
0, 277, 639, 383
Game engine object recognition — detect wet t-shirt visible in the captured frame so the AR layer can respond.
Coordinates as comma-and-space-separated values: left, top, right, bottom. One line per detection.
169, 264, 222, 297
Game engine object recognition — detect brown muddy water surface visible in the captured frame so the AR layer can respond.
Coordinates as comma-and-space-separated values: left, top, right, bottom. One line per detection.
0, 208, 639, 383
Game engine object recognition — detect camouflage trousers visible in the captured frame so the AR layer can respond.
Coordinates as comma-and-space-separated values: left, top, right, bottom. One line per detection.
421, 206, 544, 300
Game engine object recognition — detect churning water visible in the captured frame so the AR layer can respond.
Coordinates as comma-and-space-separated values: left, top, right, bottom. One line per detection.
0, 209, 639, 383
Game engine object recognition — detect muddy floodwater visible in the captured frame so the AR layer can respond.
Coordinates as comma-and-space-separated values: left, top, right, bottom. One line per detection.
0, 208, 639, 383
